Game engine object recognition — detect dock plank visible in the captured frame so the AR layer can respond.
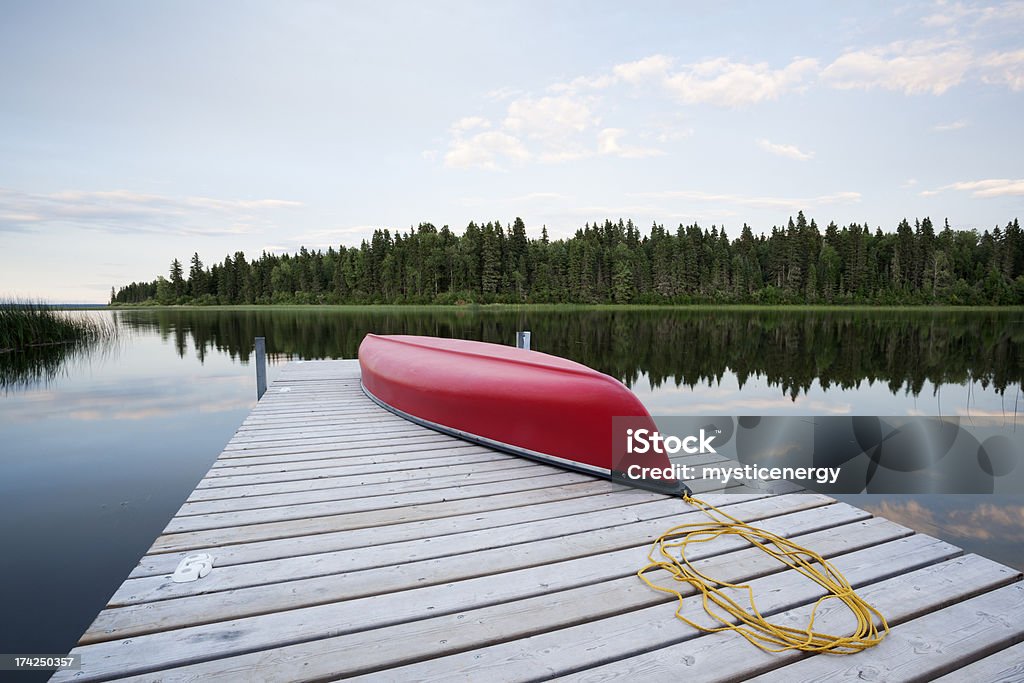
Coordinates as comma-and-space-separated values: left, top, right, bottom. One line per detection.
339, 535, 963, 683
104, 534, 962, 683
56, 359, 1024, 682
562, 555, 1021, 682
89, 497, 848, 642
111, 492, 784, 607
66, 516, 903, 679
931, 640, 1024, 682
128, 490, 682, 578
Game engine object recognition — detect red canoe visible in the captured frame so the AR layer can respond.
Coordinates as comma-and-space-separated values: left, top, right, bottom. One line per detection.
358, 334, 684, 494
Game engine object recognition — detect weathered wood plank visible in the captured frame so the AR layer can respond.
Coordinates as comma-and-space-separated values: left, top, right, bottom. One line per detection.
64, 508, 903, 679
87, 500, 861, 642
240, 406, 390, 420
562, 555, 1021, 682
181, 463, 564, 514
114, 492, 786, 607
184, 459, 545, 504
244, 396, 387, 407
155, 473, 737, 556
216, 429, 454, 458
209, 435, 489, 468
255, 394, 365, 403
335, 534, 964, 683
128, 490, 709, 579
186, 455, 738, 514
931, 640, 1024, 682
150, 479, 626, 553
743, 580, 1024, 683
106, 494, 829, 607
166, 471, 592, 533
95, 529, 960, 683
204, 445, 508, 478
226, 422, 423, 445
236, 412, 409, 429
194, 451, 520, 490
220, 427, 429, 452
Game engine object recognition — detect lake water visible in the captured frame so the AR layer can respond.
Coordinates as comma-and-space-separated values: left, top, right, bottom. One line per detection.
1, 306, 1022, 666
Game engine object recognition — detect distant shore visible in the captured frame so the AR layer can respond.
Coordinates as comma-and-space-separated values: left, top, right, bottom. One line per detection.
98, 302, 1024, 312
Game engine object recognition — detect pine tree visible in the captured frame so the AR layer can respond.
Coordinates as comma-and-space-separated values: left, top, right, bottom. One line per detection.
169, 259, 185, 301
188, 253, 207, 298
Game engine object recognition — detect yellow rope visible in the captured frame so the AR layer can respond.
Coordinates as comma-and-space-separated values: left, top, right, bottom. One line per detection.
637, 492, 889, 654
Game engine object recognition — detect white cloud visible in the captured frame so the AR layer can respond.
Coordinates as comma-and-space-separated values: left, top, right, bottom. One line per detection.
0, 187, 301, 236
441, 24, 1024, 173
443, 131, 530, 170
518, 191, 570, 201
921, 1, 976, 27
484, 86, 523, 101
504, 95, 597, 141
631, 189, 862, 211
613, 54, 674, 85
548, 73, 616, 93
544, 53, 819, 107
537, 148, 593, 163
931, 119, 968, 131
450, 116, 491, 133
656, 127, 694, 143
457, 192, 571, 209
597, 128, 665, 159
287, 225, 381, 249
822, 40, 973, 95
922, 1, 1024, 29
979, 49, 1024, 90
757, 139, 814, 161
444, 94, 599, 168
901, 178, 919, 188
609, 54, 818, 107
938, 178, 1024, 197
565, 203, 666, 217
663, 57, 819, 107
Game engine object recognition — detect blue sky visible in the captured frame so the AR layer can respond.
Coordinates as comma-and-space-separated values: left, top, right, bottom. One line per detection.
1, 1, 1023, 302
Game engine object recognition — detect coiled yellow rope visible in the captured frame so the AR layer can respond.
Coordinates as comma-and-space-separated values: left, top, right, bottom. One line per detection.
638, 493, 889, 654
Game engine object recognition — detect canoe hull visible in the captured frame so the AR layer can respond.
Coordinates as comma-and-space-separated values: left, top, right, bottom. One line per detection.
358, 334, 683, 494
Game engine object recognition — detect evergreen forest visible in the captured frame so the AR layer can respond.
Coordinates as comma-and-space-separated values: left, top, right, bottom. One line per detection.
110, 213, 1024, 306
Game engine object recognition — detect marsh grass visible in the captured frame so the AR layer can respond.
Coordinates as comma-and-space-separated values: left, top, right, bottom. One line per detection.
0, 301, 119, 390
0, 301, 115, 351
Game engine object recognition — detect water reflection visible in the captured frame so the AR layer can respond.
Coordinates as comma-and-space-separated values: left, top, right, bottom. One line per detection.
0, 335, 121, 393
0, 330, 280, 667
843, 494, 1024, 569
114, 307, 1023, 405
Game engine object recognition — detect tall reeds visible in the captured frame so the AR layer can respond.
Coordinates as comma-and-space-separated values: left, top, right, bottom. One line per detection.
0, 301, 118, 390
0, 301, 115, 351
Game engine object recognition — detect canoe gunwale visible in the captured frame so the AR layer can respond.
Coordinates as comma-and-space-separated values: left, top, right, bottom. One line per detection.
360, 381, 612, 479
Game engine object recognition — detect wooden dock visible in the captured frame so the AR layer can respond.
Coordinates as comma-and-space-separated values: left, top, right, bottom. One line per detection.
56, 359, 1024, 682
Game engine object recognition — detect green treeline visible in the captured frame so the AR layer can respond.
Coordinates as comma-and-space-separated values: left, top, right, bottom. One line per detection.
111, 213, 1024, 306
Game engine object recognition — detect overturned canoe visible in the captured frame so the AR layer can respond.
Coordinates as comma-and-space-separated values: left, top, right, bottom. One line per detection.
358, 334, 684, 494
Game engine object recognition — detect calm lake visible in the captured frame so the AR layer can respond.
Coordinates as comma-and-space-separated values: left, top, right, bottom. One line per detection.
1, 306, 1022, 665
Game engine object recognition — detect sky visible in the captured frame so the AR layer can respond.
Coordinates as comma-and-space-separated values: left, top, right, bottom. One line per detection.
1, 0, 1023, 302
